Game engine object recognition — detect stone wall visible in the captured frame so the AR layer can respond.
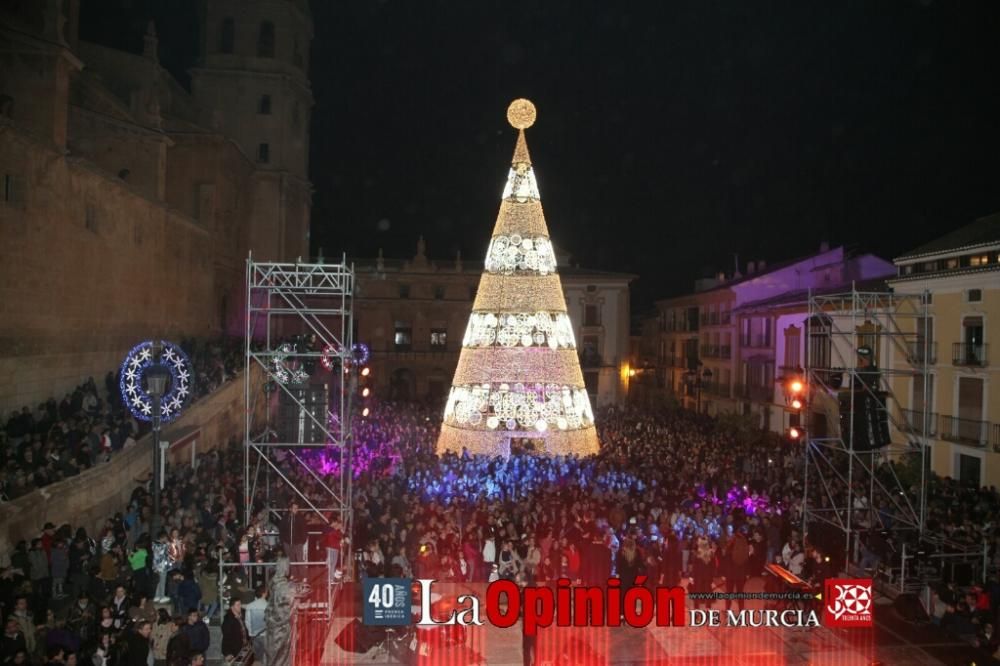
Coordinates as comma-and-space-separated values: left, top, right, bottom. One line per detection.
0, 123, 216, 414
0, 366, 261, 562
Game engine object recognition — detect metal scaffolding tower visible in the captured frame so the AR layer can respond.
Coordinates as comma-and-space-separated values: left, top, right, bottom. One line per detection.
801, 288, 932, 564
243, 254, 356, 570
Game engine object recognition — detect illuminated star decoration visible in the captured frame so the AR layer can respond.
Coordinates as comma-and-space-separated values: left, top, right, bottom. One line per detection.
118, 340, 193, 423
271, 343, 309, 384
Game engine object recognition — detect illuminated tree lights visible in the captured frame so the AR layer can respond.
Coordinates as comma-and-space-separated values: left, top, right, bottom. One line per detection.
119, 340, 192, 422
437, 99, 599, 458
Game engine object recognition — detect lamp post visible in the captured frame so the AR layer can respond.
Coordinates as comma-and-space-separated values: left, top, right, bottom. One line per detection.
145, 343, 171, 538
685, 365, 714, 414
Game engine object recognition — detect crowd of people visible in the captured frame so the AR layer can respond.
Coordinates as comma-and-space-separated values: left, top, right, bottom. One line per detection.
7, 381, 1000, 664
0, 339, 243, 501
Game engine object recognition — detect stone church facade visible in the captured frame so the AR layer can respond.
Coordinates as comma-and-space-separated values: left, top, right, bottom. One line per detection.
0, 0, 313, 412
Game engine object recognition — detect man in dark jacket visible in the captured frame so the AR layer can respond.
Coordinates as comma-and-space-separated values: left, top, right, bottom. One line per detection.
124, 621, 152, 666
180, 611, 210, 656
724, 530, 750, 611
220, 600, 247, 663
1, 618, 26, 665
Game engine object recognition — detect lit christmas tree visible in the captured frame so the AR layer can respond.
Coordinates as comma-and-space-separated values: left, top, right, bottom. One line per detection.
437, 99, 599, 458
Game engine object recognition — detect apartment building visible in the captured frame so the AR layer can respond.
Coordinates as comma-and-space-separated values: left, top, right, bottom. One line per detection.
889, 213, 1000, 487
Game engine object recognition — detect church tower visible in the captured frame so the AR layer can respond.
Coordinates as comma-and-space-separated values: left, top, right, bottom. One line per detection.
190, 0, 313, 261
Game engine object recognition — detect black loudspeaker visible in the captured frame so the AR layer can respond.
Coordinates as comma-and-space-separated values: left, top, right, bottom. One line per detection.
277, 384, 329, 445
335, 618, 385, 653
839, 391, 891, 451
893, 592, 929, 623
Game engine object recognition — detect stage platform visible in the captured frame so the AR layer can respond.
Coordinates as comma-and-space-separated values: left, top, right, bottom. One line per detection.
307, 583, 989, 665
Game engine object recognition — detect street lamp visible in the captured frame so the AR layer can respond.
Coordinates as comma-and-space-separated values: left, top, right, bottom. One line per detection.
144, 345, 171, 538
685, 365, 714, 413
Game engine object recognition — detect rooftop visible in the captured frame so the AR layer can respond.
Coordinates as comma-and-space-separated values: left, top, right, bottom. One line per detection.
895, 212, 1000, 262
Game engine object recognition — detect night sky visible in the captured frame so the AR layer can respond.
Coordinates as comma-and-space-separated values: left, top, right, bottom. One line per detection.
81, 0, 1000, 310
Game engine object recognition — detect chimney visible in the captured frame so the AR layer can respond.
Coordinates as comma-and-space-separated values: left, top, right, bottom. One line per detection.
819, 240, 830, 253
746, 261, 756, 275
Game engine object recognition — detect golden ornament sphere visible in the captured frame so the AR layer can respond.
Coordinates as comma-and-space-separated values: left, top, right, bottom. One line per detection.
507, 98, 536, 130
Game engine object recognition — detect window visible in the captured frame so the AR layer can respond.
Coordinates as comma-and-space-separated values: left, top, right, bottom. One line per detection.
686, 307, 699, 332
393, 322, 412, 351
581, 336, 600, 367
945, 258, 959, 270
584, 305, 600, 326
257, 143, 270, 163
219, 17, 235, 54
257, 21, 275, 58
968, 289, 982, 303
957, 454, 982, 487
807, 315, 831, 370
2, 174, 24, 207
433, 285, 445, 300
902, 264, 914, 275
430, 328, 447, 349
783, 325, 801, 369
921, 261, 937, 272
970, 254, 990, 267
586, 285, 597, 293
912, 373, 934, 417
258, 95, 272, 114
398, 284, 410, 299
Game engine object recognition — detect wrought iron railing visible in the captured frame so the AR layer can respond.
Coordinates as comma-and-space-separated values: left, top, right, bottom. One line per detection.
952, 342, 988, 367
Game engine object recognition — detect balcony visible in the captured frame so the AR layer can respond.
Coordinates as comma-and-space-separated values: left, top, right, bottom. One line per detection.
700, 344, 719, 358
721, 312, 731, 325
904, 340, 937, 365
734, 383, 773, 402
580, 351, 603, 368
742, 335, 772, 349
704, 381, 731, 398
719, 345, 731, 359
940, 415, 992, 448
897, 408, 938, 437
708, 312, 719, 325
952, 343, 988, 367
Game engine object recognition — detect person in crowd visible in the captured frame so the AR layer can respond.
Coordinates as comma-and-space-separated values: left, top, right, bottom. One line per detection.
150, 609, 174, 666
243, 587, 267, 666
108, 587, 128, 632
220, 600, 247, 664
10, 599, 34, 656
165, 618, 189, 666
179, 612, 208, 659
1, 618, 27, 666
123, 621, 151, 666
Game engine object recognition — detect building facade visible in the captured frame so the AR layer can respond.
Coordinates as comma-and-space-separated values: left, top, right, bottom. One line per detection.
888, 213, 1000, 487
640, 245, 896, 431
354, 241, 633, 408
0, 0, 313, 412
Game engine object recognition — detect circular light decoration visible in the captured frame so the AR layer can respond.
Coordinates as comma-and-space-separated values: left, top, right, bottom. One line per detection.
119, 340, 192, 423
271, 343, 309, 384
507, 98, 536, 130
320, 343, 340, 371
351, 343, 370, 366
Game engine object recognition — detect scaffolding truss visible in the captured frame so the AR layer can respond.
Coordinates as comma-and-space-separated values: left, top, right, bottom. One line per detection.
243, 254, 355, 570
801, 288, 932, 562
